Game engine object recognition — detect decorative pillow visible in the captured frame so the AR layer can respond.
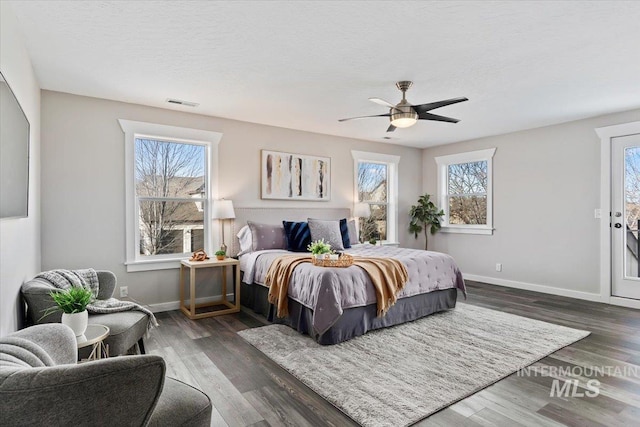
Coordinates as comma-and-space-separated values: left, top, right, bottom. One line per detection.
339, 218, 351, 249
247, 221, 287, 251
347, 219, 359, 245
282, 221, 311, 252
307, 219, 345, 252
236, 225, 253, 256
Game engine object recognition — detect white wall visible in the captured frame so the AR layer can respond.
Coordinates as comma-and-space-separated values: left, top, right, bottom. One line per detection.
0, 2, 41, 336
423, 108, 640, 300
40, 91, 424, 308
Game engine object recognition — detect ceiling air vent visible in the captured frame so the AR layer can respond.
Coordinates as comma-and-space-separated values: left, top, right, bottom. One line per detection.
166, 98, 199, 107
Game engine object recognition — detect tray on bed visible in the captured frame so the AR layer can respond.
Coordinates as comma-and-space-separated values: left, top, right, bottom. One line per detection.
312, 253, 354, 268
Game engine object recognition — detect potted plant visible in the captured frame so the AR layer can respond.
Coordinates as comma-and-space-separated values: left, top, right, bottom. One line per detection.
42, 287, 93, 336
409, 194, 445, 250
215, 250, 226, 261
307, 239, 332, 259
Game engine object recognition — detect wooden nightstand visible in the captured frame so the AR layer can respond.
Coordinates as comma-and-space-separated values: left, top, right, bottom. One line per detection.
179, 258, 240, 319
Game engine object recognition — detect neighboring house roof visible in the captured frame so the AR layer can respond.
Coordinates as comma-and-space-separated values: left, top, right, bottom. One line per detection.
137, 175, 205, 224
627, 203, 640, 230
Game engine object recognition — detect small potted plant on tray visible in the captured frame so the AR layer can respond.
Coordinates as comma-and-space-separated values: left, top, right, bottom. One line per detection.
42, 287, 93, 336
215, 250, 226, 261
307, 239, 334, 260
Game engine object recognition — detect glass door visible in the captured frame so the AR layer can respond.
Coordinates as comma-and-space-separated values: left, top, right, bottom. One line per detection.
611, 133, 640, 300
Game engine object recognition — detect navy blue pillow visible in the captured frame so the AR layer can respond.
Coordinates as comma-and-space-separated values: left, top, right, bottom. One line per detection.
282, 221, 311, 252
339, 218, 351, 249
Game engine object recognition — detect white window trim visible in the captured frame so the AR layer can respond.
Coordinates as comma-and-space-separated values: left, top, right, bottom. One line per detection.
434, 148, 496, 235
118, 119, 222, 272
351, 150, 400, 244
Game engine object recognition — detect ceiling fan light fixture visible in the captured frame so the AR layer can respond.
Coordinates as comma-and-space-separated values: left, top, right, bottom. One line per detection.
390, 111, 418, 128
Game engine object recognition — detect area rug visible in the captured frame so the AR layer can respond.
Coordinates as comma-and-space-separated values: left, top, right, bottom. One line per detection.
238, 302, 590, 427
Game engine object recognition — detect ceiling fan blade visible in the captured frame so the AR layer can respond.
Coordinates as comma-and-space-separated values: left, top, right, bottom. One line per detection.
386, 124, 397, 132
369, 97, 401, 111
338, 113, 391, 122
413, 97, 469, 114
418, 112, 460, 123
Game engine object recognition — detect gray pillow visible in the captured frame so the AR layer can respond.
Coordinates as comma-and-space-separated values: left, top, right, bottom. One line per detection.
307, 219, 345, 251
347, 219, 359, 245
247, 221, 287, 251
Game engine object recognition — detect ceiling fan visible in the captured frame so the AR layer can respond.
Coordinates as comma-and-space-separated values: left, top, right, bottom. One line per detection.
339, 81, 468, 132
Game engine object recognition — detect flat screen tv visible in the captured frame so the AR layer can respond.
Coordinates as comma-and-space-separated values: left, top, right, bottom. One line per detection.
0, 71, 30, 219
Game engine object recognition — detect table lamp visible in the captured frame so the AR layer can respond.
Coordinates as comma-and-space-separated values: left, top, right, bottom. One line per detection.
212, 199, 235, 253
353, 202, 371, 243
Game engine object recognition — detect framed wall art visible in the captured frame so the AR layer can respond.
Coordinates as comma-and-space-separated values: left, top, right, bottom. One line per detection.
261, 150, 330, 201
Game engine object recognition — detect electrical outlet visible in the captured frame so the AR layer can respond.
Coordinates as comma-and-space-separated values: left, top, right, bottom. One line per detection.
119, 286, 128, 298
594, 209, 602, 219
496, 263, 502, 272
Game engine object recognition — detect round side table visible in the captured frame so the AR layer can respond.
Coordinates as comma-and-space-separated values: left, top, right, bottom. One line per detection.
77, 324, 110, 361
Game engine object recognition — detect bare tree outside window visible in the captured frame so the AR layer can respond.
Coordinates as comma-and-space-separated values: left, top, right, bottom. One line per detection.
358, 162, 388, 240
135, 138, 206, 256
625, 147, 640, 229
624, 147, 640, 277
447, 161, 487, 225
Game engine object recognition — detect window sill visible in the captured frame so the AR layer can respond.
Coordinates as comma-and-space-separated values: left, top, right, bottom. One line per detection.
357, 241, 399, 247
439, 226, 494, 235
125, 258, 186, 272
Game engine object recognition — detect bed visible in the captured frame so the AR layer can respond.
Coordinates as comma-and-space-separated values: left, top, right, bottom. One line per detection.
232, 208, 466, 345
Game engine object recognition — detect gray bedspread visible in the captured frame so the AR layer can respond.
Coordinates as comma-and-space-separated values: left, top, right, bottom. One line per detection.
242, 245, 466, 335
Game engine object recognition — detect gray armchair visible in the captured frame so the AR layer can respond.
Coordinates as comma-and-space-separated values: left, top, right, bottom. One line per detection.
22, 270, 149, 356
0, 324, 212, 426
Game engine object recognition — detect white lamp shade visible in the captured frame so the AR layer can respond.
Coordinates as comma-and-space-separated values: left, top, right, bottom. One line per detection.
353, 202, 371, 218
212, 199, 235, 219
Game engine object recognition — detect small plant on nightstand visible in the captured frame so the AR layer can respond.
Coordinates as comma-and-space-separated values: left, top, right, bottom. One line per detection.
215, 250, 226, 260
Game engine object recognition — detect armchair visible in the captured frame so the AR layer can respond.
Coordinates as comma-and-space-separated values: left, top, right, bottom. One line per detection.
0, 324, 212, 426
22, 270, 149, 356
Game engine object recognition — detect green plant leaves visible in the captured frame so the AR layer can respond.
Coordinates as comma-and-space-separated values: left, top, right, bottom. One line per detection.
49, 287, 93, 314
408, 194, 444, 249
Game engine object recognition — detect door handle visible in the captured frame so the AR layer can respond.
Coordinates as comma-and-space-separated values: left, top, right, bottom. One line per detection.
614, 223, 622, 228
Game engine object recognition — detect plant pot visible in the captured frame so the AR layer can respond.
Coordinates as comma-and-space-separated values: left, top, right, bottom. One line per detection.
62, 310, 88, 337
216, 255, 225, 260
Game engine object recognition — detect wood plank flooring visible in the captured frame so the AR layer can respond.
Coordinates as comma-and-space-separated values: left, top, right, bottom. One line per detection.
146, 281, 640, 426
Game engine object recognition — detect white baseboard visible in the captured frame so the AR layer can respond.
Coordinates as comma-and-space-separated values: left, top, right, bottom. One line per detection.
148, 293, 235, 313
608, 296, 640, 309
463, 273, 605, 303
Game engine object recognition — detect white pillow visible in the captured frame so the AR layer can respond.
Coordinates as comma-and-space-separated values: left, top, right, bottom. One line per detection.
237, 225, 253, 256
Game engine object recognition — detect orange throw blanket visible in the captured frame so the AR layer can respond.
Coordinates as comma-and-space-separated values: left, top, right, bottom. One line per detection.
266, 254, 409, 318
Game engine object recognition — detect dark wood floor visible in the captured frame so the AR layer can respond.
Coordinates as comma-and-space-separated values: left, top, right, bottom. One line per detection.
146, 281, 640, 426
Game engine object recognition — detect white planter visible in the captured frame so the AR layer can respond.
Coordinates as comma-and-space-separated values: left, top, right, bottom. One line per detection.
62, 310, 88, 337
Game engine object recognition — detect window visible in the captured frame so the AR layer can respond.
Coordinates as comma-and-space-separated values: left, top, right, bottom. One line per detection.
352, 151, 400, 243
119, 120, 222, 271
435, 148, 496, 235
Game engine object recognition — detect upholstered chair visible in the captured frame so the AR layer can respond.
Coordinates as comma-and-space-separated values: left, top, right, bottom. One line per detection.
0, 324, 212, 426
21, 270, 149, 356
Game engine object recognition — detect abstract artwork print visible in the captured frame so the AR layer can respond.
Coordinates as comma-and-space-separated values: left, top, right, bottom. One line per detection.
261, 150, 330, 201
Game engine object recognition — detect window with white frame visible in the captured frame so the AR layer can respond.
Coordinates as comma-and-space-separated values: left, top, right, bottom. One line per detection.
119, 120, 221, 271
352, 150, 400, 243
435, 148, 496, 235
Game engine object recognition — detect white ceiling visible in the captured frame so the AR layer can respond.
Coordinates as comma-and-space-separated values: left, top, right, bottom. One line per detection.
8, 1, 640, 148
